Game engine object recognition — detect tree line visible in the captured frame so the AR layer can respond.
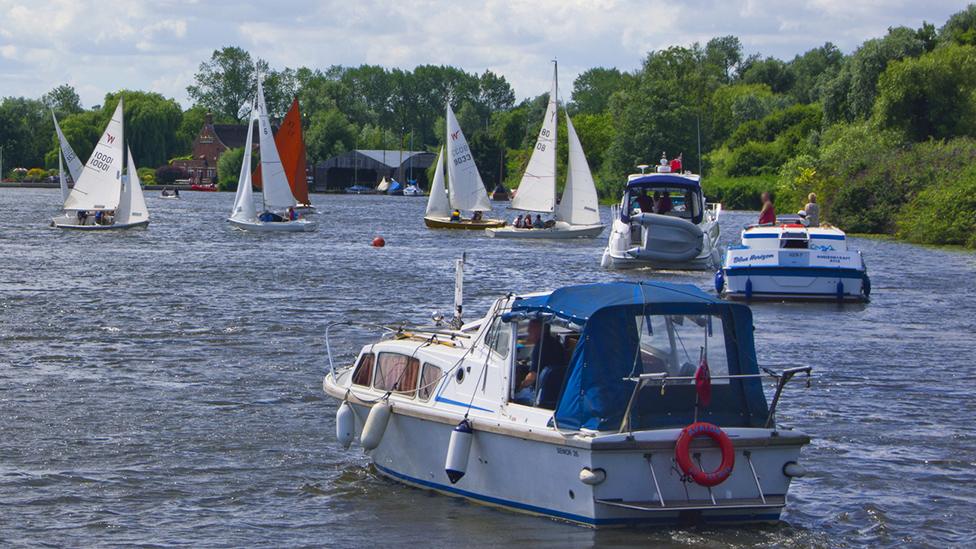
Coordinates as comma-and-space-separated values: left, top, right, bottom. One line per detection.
2, 5, 976, 246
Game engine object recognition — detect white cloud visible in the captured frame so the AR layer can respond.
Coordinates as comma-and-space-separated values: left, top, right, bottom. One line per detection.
0, 0, 965, 108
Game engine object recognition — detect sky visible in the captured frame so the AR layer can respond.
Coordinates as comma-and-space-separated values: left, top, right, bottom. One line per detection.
0, 0, 968, 108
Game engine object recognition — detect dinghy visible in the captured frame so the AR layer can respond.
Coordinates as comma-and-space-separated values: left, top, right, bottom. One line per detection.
227, 78, 317, 233
488, 63, 604, 239
423, 102, 503, 230
160, 188, 180, 199
403, 180, 424, 196
717, 216, 870, 302
323, 260, 813, 527
52, 99, 150, 230
601, 167, 721, 270
253, 97, 315, 214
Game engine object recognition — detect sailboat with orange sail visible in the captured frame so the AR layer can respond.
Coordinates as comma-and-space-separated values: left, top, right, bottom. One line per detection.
253, 97, 316, 214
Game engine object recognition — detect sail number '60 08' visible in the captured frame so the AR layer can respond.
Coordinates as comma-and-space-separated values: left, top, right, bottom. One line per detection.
90, 152, 114, 172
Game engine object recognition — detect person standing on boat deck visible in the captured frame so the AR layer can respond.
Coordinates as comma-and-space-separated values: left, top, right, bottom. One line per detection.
803, 193, 820, 227
670, 153, 683, 173
758, 192, 776, 225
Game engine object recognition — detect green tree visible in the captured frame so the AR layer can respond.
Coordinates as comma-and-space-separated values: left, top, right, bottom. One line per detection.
42, 84, 83, 117
187, 47, 290, 121
706, 35, 743, 82
739, 56, 794, 94
789, 42, 843, 103
570, 67, 629, 115
0, 96, 52, 169
216, 146, 254, 191
305, 109, 356, 162
101, 90, 183, 168
873, 45, 976, 141
938, 4, 976, 46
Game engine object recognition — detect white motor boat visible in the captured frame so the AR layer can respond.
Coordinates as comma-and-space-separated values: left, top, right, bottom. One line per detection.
717, 217, 870, 302
227, 75, 318, 233
323, 261, 812, 527
486, 62, 605, 240
403, 181, 424, 196
160, 189, 180, 199
601, 172, 721, 270
52, 99, 150, 231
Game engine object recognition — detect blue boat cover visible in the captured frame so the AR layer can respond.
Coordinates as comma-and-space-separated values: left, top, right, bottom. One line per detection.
626, 174, 702, 191
509, 282, 769, 431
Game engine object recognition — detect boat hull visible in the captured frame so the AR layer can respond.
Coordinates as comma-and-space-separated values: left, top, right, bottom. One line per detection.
227, 218, 317, 232
51, 214, 149, 230
333, 393, 805, 528
424, 216, 505, 230
720, 247, 869, 302
485, 223, 605, 239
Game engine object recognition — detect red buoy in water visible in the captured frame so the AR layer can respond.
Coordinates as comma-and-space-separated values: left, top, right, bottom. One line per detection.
372, 236, 386, 247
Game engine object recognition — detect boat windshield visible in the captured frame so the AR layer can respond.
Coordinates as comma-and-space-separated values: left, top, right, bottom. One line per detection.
623, 185, 703, 224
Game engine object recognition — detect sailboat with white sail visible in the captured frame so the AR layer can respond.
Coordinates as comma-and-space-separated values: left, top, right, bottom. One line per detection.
486, 63, 605, 239
51, 99, 150, 230
227, 77, 316, 232
53, 111, 84, 203
424, 101, 504, 230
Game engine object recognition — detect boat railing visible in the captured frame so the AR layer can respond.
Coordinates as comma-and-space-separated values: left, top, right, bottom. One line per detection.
618, 366, 812, 433
324, 321, 473, 378
324, 321, 399, 378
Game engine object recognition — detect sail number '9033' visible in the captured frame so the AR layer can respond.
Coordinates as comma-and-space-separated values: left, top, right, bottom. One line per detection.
452, 143, 472, 166
90, 152, 114, 172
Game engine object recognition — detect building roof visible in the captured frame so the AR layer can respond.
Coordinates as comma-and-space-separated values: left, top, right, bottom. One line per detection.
213, 124, 250, 149
316, 149, 436, 171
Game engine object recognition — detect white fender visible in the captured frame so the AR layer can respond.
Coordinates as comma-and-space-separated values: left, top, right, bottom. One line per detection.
336, 401, 355, 449
444, 419, 473, 484
360, 401, 391, 451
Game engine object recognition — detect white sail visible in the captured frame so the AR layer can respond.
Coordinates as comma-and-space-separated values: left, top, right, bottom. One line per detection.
376, 177, 390, 192
425, 148, 451, 217
53, 112, 84, 183
555, 113, 601, 226
256, 75, 297, 211
511, 63, 558, 213
117, 146, 149, 225
63, 99, 124, 211
445, 102, 492, 212
231, 108, 258, 222
58, 151, 69, 202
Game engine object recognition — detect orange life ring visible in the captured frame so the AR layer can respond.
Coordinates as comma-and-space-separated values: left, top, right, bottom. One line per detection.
674, 422, 735, 487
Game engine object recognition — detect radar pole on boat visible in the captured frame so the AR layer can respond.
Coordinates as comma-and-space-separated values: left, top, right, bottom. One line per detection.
451, 253, 466, 329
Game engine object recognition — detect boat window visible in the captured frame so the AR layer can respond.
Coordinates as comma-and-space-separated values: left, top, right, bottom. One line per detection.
351, 353, 374, 386
635, 314, 729, 382
373, 353, 421, 396
510, 319, 577, 409
627, 186, 703, 224
418, 363, 443, 401
485, 315, 511, 358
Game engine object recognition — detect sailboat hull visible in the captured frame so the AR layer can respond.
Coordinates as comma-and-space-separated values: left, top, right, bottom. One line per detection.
424, 216, 505, 230
227, 218, 317, 232
51, 214, 149, 230
485, 222, 605, 239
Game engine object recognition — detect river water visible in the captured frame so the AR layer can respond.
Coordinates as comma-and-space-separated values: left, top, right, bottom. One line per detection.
1, 188, 974, 547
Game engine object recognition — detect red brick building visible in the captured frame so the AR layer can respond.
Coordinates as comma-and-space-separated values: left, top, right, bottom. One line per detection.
173, 113, 252, 185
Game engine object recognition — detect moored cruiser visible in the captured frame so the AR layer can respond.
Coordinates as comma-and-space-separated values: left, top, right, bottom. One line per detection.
717, 217, 870, 301
322, 273, 812, 527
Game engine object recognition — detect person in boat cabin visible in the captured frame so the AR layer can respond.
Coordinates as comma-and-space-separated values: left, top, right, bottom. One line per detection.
514, 319, 566, 407
758, 192, 776, 225
670, 153, 683, 173
450, 209, 461, 222
803, 193, 820, 227
636, 191, 654, 213
514, 214, 524, 228
655, 191, 673, 214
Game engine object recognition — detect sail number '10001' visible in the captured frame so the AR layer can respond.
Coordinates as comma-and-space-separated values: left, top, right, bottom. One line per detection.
90, 151, 114, 172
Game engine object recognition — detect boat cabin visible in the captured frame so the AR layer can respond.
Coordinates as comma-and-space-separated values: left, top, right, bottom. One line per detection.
620, 174, 706, 225
741, 218, 849, 252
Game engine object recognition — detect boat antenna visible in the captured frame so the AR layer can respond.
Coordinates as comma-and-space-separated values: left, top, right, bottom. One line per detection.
696, 113, 702, 175
451, 253, 466, 329
637, 164, 649, 175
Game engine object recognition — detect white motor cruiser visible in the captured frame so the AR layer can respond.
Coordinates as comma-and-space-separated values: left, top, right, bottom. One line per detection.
601, 171, 721, 270
227, 75, 316, 233
717, 216, 870, 302
52, 99, 150, 230
323, 262, 812, 527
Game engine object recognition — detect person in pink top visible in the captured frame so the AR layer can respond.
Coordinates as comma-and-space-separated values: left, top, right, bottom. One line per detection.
758, 192, 776, 224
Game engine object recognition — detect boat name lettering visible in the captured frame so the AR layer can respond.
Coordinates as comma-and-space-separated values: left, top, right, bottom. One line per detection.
90, 151, 114, 172
815, 254, 848, 263
732, 253, 774, 264
556, 447, 579, 457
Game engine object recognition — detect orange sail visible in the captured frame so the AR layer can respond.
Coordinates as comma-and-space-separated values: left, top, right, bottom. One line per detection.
253, 98, 310, 205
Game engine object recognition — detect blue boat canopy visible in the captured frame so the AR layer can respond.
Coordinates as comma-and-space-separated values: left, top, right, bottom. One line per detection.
626, 174, 701, 192
508, 282, 770, 432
